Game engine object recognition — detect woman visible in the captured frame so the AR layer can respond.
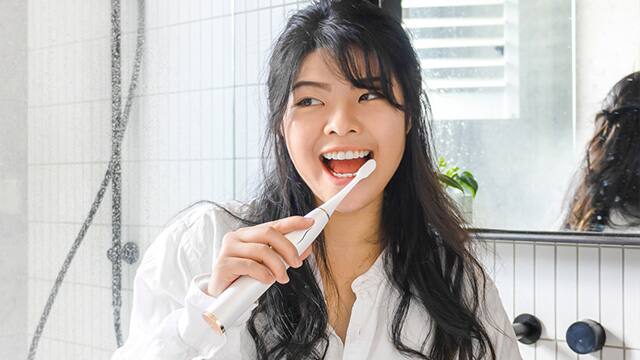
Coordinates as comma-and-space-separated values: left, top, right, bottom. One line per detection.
112, 1, 521, 359
564, 71, 640, 232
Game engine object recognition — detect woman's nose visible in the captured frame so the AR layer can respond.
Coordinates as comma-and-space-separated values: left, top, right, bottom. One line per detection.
324, 106, 361, 136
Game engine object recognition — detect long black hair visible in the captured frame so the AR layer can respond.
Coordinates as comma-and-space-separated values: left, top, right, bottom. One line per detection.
563, 71, 640, 231
197, 1, 498, 358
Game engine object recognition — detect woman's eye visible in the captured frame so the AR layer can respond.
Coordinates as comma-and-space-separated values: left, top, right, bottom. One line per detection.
360, 92, 383, 102
296, 98, 322, 107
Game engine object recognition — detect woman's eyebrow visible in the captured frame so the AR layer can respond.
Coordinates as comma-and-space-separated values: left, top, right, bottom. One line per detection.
291, 77, 383, 92
291, 80, 331, 92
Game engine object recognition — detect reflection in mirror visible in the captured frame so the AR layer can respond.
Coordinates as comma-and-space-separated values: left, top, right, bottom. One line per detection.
402, 0, 640, 232
562, 72, 640, 233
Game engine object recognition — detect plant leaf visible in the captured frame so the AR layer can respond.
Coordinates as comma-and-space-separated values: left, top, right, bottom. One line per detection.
458, 171, 478, 198
438, 173, 464, 193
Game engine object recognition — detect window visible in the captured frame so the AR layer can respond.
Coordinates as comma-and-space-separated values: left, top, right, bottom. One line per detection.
402, 0, 518, 121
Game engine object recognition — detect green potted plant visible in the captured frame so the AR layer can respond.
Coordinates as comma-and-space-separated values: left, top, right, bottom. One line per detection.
437, 156, 478, 222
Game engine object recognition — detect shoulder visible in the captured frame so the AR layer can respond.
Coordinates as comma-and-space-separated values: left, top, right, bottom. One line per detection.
142, 199, 253, 278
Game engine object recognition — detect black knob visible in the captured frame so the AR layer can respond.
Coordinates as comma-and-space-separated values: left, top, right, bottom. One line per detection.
566, 319, 606, 354
512, 313, 542, 344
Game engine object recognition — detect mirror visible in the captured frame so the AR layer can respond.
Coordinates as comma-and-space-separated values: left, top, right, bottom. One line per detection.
402, 0, 640, 233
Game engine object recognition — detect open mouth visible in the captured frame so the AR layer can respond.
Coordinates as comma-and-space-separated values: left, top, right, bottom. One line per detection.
320, 151, 374, 179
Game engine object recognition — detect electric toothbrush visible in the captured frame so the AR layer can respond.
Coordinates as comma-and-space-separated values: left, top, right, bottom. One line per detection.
202, 159, 377, 334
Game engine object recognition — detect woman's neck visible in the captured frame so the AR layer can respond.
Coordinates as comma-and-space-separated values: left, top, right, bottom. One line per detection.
320, 194, 384, 284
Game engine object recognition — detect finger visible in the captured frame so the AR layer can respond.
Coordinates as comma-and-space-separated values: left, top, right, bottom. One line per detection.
299, 246, 313, 261
226, 242, 291, 283
225, 257, 277, 285
266, 216, 315, 235
238, 225, 304, 270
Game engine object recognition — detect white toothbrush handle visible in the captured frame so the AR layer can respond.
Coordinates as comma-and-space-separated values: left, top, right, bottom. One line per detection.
202, 208, 329, 334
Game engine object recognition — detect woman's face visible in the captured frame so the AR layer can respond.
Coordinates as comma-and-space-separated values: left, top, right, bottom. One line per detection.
281, 48, 408, 213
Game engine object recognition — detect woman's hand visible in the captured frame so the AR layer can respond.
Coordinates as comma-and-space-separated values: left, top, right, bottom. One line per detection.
207, 216, 315, 297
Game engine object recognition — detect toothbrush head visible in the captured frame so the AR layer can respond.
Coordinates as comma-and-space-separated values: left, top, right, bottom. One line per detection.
319, 159, 376, 216
355, 158, 376, 180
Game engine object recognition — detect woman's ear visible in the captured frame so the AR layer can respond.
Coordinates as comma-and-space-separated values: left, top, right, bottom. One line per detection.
406, 118, 412, 134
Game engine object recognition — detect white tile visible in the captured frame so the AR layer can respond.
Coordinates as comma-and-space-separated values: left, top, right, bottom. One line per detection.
190, 160, 202, 205
201, 90, 214, 159
246, 158, 262, 198
200, 20, 214, 90
235, 158, 248, 201
246, 10, 260, 84
518, 341, 535, 360
223, 88, 234, 159
514, 244, 534, 317
189, 92, 203, 159
190, 22, 202, 91
168, 93, 180, 159
535, 244, 556, 339
624, 248, 640, 348
223, 159, 235, 199
601, 346, 623, 360
557, 246, 577, 342
235, 86, 248, 158
179, 161, 191, 208
627, 349, 640, 360
600, 247, 624, 347
536, 339, 556, 360
222, 17, 234, 87
235, 13, 247, 86
246, 85, 261, 159
494, 242, 514, 319
557, 340, 578, 360
577, 247, 599, 322
258, 9, 272, 85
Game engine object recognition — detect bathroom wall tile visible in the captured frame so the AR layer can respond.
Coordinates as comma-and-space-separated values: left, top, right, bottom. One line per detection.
514, 244, 534, 317
190, 22, 202, 91
556, 246, 577, 342
246, 10, 260, 84
212, 89, 225, 158
190, 160, 203, 205
258, 9, 272, 84
600, 247, 624, 347
556, 340, 577, 360
577, 247, 599, 322
190, 92, 203, 159
235, 13, 247, 86
200, 20, 214, 91
518, 342, 535, 360
223, 88, 235, 159
601, 347, 623, 360
168, 93, 180, 159
494, 242, 515, 318
246, 85, 261, 159
535, 244, 556, 339
246, 158, 262, 199
624, 248, 640, 348
235, 158, 248, 202
178, 92, 191, 159
271, 5, 287, 40
627, 349, 640, 360
235, 86, 248, 158
536, 339, 556, 360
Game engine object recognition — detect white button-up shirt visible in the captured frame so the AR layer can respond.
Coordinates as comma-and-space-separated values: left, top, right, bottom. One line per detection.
111, 201, 522, 359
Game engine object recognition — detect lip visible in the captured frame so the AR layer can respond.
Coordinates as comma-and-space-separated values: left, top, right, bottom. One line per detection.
318, 146, 375, 186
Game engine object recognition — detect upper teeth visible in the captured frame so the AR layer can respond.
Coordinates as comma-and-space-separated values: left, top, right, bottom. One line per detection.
322, 150, 370, 160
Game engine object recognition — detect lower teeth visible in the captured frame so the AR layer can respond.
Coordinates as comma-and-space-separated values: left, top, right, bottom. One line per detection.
330, 170, 355, 178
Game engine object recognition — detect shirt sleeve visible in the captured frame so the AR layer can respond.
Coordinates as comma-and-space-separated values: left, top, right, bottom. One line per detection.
110, 205, 229, 360
479, 276, 524, 360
